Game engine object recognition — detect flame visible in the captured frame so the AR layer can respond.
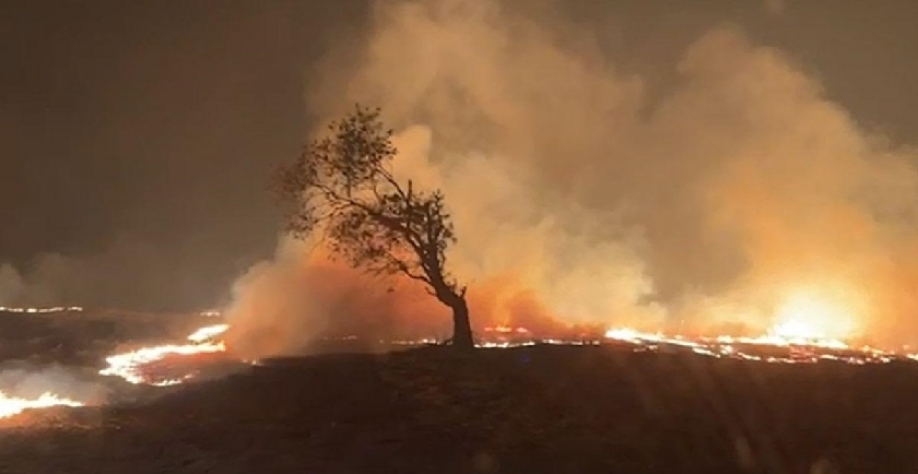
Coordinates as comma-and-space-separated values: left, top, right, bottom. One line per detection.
0, 305, 83, 314
0, 391, 83, 419
601, 325, 898, 363
99, 323, 229, 386
187, 323, 230, 343
768, 287, 861, 342
769, 319, 820, 340
603, 328, 661, 344
483, 326, 531, 334
5, 306, 918, 424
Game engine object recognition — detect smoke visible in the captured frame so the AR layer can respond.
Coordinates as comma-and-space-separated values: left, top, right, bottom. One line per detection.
0, 236, 225, 312
762, 0, 786, 16
0, 264, 25, 306
0, 364, 108, 404
225, 0, 918, 356
223, 238, 446, 359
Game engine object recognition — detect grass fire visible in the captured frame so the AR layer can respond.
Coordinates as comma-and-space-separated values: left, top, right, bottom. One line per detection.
4, 1, 918, 472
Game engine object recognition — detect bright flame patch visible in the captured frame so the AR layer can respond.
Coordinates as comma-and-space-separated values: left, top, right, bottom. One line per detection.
99, 324, 229, 386
766, 282, 866, 341
0, 391, 83, 419
187, 323, 230, 343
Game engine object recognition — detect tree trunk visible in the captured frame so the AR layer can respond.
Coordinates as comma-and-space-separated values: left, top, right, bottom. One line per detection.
449, 296, 474, 350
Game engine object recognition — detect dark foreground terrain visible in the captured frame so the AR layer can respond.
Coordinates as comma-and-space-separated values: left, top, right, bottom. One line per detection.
2, 345, 917, 474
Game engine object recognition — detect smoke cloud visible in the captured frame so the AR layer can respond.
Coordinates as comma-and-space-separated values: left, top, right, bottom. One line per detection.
225, 0, 918, 356
0, 364, 108, 405
0, 236, 231, 312
0, 264, 25, 306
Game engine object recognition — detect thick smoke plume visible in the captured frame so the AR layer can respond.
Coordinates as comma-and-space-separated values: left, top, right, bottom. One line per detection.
225, 0, 918, 356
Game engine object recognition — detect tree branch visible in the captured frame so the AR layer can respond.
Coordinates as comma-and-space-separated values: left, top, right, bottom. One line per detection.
394, 261, 433, 286
276, 105, 470, 323
314, 181, 428, 258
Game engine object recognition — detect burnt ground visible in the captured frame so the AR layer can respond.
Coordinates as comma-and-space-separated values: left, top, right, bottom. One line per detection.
2, 345, 918, 474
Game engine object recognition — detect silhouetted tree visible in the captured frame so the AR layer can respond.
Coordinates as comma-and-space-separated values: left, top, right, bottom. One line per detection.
274, 105, 473, 349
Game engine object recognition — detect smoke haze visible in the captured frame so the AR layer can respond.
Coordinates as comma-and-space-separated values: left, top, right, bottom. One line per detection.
224, 0, 918, 356
0, 364, 108, 405
4, 2, 918, 354
0, 238, 214, 311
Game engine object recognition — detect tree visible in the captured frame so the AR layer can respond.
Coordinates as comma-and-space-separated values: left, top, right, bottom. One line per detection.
274, 105, 474, 349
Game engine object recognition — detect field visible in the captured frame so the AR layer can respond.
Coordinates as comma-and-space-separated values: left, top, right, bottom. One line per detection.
1, 345, 917, 473
0, 309, 216, 367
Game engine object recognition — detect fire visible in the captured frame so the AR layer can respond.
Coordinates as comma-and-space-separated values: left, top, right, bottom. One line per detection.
99, 341, 227, 386
483, 326, 530, 334
603, 283, 885, 362
0, 391, 83, 419
0, 305, 84, 314
768, 287, 860, 343
601, 324, 909, 364
3, 303, 917, 424
603, 328, 661, 344
99, 323, 229, 386
187, 323, 230, 343
769, 319, 820, 340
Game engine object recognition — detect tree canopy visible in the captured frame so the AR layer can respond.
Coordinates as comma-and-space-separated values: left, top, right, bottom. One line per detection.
275, 105, 473, 348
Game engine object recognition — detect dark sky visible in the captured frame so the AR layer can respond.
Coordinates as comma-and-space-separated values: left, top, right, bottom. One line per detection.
1, 0, 916, 310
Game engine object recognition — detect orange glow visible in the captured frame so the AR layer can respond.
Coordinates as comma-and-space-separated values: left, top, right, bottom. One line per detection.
0, 391, 83, 419
187, 323, 230, 343
99, 323, 229, 386
768, 284, 864, 343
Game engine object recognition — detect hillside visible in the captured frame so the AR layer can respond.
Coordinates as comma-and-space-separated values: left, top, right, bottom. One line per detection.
0, 309, 217, 367
1, 345, 916, 473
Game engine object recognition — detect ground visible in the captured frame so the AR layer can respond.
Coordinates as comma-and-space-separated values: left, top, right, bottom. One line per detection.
2, 345, 917, 473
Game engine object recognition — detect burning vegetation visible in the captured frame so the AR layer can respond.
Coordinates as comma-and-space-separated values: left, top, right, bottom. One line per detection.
2, 295, 912, 422
6, 84, 918, 419
98, 331, 227, 387
5, 1, 918, 472
0, 281, 917, 424
0, 391, 83, 419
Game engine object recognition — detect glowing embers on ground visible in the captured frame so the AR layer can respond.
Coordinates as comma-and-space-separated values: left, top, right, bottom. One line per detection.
0, 391, 83, 419
0, 305, 84, 314
99, 324, 229, 386
599, 285, 899, 364
601, 326, 908, 365
187, 323, 230, 343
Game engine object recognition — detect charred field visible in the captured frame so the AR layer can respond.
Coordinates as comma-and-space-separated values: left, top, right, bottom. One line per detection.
2, 344, 917, 474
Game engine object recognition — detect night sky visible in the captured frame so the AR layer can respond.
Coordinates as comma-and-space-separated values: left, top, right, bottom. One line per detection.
2, 1, 916, 311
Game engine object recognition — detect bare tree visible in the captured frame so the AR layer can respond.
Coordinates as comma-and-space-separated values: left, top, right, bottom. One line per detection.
274, 105, 474, 349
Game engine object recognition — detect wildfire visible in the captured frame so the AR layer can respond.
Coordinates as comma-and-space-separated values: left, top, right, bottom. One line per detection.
0, 391, 83, 419
767, 286, 861, 341
0, 323, 231, 422
600, 285, 893, 362
4, 283, 916, 423
600, 322, 909, 365
483, 326, 531, 334
99, 324, 229, 386
3, 299, 918, 424
187, 323, 230, 343
0, 305, 83, 314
